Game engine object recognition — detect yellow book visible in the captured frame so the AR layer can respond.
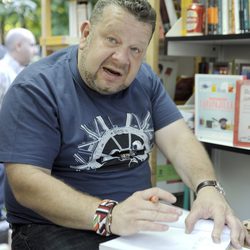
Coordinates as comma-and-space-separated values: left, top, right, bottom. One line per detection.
181, 0, 192, 36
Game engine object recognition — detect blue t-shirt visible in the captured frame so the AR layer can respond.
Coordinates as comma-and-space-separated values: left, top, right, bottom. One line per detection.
0, 45, 182, 224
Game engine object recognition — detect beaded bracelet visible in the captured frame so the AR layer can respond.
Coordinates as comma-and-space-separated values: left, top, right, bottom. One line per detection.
93, 199, 118, 236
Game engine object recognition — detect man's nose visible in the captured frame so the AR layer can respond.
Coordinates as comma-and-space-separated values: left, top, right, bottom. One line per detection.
111, 47, 130, 65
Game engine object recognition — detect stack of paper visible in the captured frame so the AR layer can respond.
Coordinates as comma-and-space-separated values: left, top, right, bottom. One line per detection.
99, 210, 245, 250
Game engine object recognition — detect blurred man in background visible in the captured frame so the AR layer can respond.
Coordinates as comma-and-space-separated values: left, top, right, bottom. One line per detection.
0, 27, 36, 219
0, 27, 36, 108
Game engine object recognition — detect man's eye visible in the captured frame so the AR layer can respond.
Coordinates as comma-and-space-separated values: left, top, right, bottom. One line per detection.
131, 47, 141, 54
107, 37, 117, 44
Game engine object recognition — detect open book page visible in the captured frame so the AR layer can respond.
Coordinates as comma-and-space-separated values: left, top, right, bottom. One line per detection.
167, 209, 230, 234
99, 209, 232, 250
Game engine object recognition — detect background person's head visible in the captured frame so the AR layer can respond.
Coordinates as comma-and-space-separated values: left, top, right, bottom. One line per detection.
4, 28, 36, 66
78, 0, 156, 95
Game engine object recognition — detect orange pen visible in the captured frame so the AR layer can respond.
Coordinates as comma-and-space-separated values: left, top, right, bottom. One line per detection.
149, 195, 159, 203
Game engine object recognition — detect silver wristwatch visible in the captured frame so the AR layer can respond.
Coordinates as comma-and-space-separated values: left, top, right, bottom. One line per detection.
196, 180, 226, 196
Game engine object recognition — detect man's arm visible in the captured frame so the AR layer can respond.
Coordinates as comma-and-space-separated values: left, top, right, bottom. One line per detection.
155, 119, 216, 190
6, 163, 101, 230
155, 119, 250, 248
6, 163, 183, 235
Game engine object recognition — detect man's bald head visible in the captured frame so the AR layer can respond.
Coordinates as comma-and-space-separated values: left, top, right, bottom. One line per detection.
4, 28, 36, 66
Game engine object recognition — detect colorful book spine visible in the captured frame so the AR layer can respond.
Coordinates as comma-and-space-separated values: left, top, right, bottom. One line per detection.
239, 0, 244, 33
218, 0, 223, 34
243, 0, 249, 32
181, 0, 192, 36
207, 0, 219, 34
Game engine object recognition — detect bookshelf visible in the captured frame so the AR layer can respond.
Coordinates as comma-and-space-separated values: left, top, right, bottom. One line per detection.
165, 21, 250, 219
166, 33, 250, 58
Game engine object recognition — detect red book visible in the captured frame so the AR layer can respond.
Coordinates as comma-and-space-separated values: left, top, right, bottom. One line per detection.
233, 79, 250, 147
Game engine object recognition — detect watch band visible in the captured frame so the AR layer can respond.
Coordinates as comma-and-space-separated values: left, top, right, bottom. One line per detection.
93, 199, 118, 236
196, 180, 225, 196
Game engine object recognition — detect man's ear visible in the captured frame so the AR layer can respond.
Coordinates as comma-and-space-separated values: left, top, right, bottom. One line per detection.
80, 21, 91, 38
15, 41, 23, 52
79, 21, 91, 49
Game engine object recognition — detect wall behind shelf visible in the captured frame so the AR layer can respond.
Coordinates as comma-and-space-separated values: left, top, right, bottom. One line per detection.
212, 149, 250, 220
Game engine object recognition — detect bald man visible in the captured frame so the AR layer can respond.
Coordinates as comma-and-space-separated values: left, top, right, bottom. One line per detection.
0, 28, 36, 108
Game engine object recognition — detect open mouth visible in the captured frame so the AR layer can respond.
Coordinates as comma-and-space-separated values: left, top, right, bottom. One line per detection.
103, 67, 122, 76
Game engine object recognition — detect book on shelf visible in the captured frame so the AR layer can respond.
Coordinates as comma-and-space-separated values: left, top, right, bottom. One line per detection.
164, 0, 178, 27
238, 0, 250, 33
160, 0, 171, 35
233, 59, 250, 78
234, 0, 241, 34
233, 79, 250, 147
208, 61, 233, 75
222, 0, 229, 34
195, 74, 245, 144
99, 209, 233, 250
199, 58, 250, 76
180, 0, 192, 36
180, 0, 250, 36
206, 0, 219, 35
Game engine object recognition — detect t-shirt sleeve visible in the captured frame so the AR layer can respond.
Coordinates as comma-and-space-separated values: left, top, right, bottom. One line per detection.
141, 64, 183, 131
0, 82, 61, 169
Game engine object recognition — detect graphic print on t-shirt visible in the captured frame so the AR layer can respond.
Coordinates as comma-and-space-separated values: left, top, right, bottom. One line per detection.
71, 112, 154, 171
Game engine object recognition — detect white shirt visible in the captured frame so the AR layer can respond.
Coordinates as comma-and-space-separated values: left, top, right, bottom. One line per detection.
0, 53, 24, 108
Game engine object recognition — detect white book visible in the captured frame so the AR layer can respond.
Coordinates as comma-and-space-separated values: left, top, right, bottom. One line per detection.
164, 0, 177, 27
99, 210, 233, 250
222, 0, 229, 34
195, 74, 245, 145
234, 0, 240, 33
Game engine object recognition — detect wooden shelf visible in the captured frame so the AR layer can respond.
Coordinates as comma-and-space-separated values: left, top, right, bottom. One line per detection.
41, 0, 81, 56
40, 35, 79, 56
39, 36, 79, 47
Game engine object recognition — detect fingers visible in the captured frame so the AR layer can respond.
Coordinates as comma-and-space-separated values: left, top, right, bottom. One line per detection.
226, 228, 246, 250
230, 227, 244, 248
211, 211, 226, 243
228, 220, 249, 249
135, 220, 169, 232
140, 187, 177, 204
137, 206, 181, 223
185, 207, 201, 234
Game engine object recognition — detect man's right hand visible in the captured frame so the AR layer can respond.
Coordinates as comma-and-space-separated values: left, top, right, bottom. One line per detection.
110, 187, 183, 236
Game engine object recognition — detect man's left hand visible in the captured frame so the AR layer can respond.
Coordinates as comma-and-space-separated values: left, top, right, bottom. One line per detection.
185, 187, 250, 249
